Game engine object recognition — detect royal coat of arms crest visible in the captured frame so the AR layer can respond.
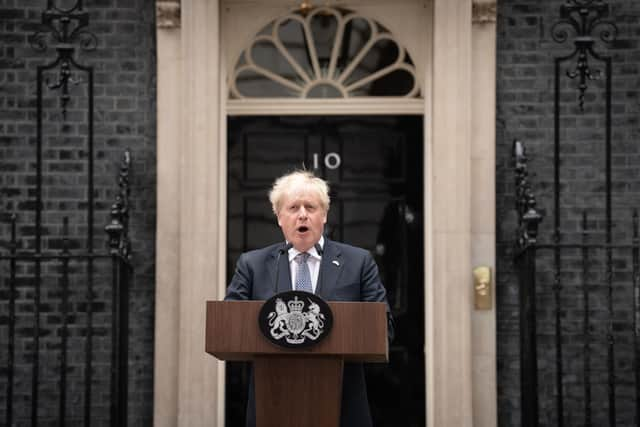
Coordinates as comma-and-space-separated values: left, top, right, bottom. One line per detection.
258, 291, 333, 348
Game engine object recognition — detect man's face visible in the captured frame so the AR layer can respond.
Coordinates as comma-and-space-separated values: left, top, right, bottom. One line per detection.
277, 191, 327, 252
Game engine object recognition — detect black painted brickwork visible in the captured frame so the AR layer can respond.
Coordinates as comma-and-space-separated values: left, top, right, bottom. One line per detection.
497, 0, 640, 426
0, 0, 156, 425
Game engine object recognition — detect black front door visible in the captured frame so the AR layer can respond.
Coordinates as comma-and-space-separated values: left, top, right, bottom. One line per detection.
226, 115, 425, 426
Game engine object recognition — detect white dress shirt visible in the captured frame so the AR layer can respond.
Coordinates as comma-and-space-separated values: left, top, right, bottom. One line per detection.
287, 235, 324, 293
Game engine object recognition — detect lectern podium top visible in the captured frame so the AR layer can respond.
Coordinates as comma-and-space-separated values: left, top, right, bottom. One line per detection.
205, 300, 388, 363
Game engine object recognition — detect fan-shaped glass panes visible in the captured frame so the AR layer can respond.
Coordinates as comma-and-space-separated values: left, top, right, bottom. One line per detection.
230, 7, 420, 99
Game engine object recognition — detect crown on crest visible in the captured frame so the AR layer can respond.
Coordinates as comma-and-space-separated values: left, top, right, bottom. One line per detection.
287, 297, 304, 313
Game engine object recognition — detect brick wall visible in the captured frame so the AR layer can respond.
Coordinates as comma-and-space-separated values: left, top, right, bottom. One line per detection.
497, 0, 640, 425
0, 0, 156, 425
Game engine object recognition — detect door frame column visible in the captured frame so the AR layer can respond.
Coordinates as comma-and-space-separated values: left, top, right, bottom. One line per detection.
428, 0, 474, 425
155, 0, 225, 426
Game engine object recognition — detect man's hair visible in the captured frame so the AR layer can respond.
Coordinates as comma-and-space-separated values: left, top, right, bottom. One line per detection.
269, 170, 330, 215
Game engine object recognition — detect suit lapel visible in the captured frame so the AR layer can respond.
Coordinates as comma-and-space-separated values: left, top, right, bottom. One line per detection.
316, 239, 343, 299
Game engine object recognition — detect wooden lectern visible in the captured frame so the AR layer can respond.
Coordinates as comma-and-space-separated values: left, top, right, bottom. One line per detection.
205, 300, 388, 427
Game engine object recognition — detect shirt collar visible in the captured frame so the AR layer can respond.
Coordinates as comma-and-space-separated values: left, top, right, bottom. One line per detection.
287, 235, 324, 262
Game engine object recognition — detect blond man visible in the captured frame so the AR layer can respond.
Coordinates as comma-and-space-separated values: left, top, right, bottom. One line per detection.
226, 170, 393, 427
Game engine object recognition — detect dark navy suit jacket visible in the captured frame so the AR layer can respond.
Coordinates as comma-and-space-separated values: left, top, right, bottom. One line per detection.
225, 238, 393, 427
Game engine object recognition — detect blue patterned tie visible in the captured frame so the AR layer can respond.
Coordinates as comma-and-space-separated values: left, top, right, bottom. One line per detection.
294, 252, 313, 293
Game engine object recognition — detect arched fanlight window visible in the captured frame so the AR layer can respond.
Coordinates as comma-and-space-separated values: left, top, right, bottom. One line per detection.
229, 6, 420, 99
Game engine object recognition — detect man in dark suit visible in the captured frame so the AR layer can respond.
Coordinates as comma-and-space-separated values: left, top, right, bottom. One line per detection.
225, 170, 393, 427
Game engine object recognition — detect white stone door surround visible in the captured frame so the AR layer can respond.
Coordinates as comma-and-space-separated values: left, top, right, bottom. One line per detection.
153, 0, 497, 426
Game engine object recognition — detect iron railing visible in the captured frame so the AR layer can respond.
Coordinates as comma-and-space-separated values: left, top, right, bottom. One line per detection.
513, 1, 640, 426
1, 152, 131, 427
514, 140, 639, 426
1, 2, 132, 426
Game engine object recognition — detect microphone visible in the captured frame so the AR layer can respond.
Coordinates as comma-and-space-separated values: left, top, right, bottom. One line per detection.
314, 242, 324, 256
274, 242, 293, 296
279, 242, 293, 255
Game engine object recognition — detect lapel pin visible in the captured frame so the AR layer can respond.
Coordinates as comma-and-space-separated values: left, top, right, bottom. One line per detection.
332, 260, 340, 266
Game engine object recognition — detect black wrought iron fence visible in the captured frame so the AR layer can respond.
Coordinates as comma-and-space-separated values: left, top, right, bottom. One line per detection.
1, 152, 131, 427
1, 2, 132, 426
511, 1, 640, 425
514, 140, 640, 426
